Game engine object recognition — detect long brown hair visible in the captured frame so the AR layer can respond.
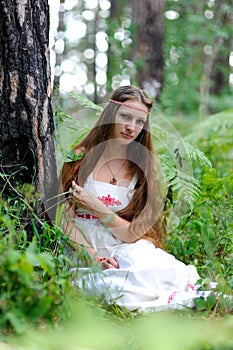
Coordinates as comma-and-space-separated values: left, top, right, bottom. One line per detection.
61, 86, 165, 247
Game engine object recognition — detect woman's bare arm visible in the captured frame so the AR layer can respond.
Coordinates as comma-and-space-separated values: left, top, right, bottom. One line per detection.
61, 202, 119, 268
61, 202, 99, 264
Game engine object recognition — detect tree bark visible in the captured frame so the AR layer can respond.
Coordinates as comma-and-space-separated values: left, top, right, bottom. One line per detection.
0, 0, 57, 221
131, 0, 165, 100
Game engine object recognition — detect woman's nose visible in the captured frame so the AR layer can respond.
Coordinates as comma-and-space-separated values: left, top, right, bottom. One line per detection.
126, 121, 136, 131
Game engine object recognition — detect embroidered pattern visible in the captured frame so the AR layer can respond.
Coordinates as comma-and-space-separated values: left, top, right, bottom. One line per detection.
98, 194, 122, 207
168, 291, 180, 304
188, 283, 195, 291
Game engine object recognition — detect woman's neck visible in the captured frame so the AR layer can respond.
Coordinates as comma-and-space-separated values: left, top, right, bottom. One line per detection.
103, 143, 127, 159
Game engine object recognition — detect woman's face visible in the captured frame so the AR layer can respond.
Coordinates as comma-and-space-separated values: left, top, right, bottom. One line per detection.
111, 100, 148, 144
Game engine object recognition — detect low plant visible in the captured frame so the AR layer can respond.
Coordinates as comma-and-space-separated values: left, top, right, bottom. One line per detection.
0, 195, 74, 338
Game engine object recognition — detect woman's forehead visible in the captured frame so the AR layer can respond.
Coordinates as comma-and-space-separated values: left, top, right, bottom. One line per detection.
118, 102, 148, 118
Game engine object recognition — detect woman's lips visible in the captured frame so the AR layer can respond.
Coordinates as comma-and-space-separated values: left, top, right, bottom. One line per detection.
121, 133, 133, 139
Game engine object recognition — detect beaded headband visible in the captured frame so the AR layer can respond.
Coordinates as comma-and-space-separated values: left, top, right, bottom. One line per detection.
109, 99, 150, 116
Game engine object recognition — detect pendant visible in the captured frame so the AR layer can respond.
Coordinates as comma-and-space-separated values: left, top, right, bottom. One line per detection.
110, 177, 117, 185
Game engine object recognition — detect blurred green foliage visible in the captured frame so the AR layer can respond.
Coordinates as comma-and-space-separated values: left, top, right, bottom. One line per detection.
161, 0, 233, 116
0, 193, 74, 337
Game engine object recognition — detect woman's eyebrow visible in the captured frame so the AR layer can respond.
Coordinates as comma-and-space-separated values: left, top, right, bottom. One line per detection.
120, 109, 146, 120
119, 109, 133, 116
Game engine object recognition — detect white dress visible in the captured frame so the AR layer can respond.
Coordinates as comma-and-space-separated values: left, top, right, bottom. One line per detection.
70, 173, 208, 312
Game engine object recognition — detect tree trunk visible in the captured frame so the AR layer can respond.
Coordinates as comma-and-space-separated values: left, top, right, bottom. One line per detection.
0, 0, 57, 222
131, 0, 165, 100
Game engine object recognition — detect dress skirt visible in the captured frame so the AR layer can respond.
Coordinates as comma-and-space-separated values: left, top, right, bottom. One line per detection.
71, 239, 204, 311
69, 174, 210, 311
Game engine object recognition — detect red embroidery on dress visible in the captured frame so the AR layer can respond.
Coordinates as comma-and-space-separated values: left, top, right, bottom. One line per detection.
98, 194, 122, 207
188, 283, 195, 291
168, 291, 179, 304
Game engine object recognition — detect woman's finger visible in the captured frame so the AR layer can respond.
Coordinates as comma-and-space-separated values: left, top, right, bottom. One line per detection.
108, 257, 119, 268
72, 181, 81, 195
100, 257, 119, 269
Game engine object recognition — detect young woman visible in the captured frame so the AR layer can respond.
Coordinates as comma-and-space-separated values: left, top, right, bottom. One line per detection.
60, 86, 204, 311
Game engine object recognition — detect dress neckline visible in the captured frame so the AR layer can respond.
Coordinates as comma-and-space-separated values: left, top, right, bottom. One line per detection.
88, 172, 138, 190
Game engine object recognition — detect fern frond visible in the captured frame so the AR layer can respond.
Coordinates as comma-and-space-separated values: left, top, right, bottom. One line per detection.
185, 109, 233, 143
150, 119, 210, 219
184, 142, 212, 168
151, 123, 212, 169
159, 154, 177, 182
169, 171, 201, 210
69, 92, 103, 112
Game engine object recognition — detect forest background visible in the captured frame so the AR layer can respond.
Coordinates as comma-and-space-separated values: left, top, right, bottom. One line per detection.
0, 0, 233, 349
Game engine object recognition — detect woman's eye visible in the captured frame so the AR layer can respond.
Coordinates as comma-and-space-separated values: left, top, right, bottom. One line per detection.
136, 119, 145, 126
120, 114, 130, 120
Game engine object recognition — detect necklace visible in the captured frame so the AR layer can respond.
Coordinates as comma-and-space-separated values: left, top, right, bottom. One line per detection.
104, 156, 127, 185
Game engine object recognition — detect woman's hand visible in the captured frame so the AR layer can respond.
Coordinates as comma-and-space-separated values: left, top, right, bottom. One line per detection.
70, 180, 102, 212
100, 257, 119, 270
70, 181, 136, 244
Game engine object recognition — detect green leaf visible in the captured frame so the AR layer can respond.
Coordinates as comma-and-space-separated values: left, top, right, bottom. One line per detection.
6, 312, 24, 334
64, 150, 85, 162
36, 253, 55, 275
206, 294, 217, 310
195, 297, 207, 311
